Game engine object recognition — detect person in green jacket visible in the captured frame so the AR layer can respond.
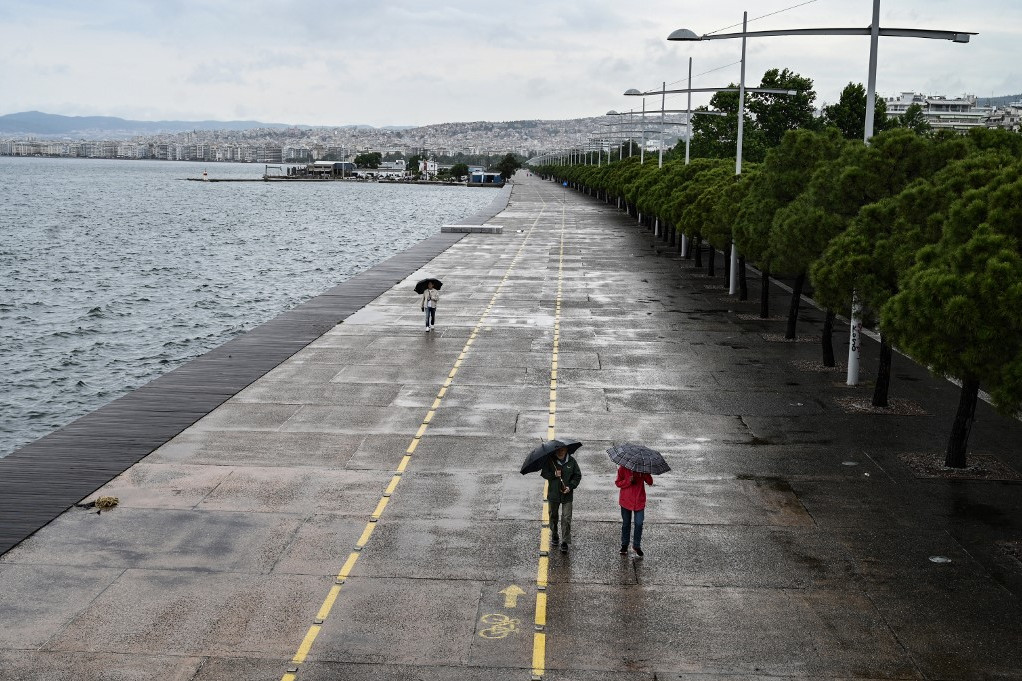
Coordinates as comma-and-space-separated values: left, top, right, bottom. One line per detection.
541, 446, 582, 552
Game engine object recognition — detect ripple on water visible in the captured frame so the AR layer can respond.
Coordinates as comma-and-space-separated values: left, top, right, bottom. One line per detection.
0, 157, 496, 456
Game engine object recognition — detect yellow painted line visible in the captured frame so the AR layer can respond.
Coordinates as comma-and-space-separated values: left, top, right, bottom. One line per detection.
355, 524, 375, 548
535, 592, 548, 626
280, 189, 547, 681
551, 370, 557, 380
550, 401, 556, 412
337, 552, 359, 579
292, 624, 321, 663
549, 390, 556, 402
537, 555, 549, 587
547, 427, 555, 440
548, 414, 556, 428
316, 585, 342, 620
532, 632, 546, 675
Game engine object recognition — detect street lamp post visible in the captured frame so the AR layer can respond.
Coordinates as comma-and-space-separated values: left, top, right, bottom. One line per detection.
625, 81, 791, 260
669, 1, 974, 384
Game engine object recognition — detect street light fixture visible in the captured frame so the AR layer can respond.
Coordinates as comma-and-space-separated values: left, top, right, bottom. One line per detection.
670, 0, 975, 385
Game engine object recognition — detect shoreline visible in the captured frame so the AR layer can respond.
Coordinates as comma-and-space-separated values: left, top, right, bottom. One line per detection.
0, 183, 512, 555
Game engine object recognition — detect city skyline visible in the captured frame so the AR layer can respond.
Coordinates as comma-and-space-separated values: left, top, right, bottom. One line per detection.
2, 0, 1019, 128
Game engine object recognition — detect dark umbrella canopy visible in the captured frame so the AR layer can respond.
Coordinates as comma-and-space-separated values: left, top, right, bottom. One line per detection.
520, 439, 583, 475
607, 442, 670, 475
414, 278, 444, 294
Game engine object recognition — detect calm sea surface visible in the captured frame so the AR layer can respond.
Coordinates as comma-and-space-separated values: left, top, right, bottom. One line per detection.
0, 157, 494, 457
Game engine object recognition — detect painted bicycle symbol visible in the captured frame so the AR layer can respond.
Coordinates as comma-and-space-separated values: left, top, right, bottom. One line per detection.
478, 613, 520, 639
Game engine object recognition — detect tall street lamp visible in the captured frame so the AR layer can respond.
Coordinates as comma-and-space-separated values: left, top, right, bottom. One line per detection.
625, 80, 794, 258
670, 1, 974, 384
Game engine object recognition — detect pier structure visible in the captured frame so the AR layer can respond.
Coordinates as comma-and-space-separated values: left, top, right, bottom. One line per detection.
1, 174, 1020, 680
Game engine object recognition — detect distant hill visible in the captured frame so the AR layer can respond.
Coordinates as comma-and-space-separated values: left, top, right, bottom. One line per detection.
978, 94, 1022, 107
0, 111, 303, 138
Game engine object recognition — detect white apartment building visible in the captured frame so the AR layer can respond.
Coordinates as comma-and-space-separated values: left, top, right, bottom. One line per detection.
884, 92, 993, 132
985, 103, 1022, 133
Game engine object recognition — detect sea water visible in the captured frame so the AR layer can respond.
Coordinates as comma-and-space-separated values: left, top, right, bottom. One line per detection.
0, 157, 493, 456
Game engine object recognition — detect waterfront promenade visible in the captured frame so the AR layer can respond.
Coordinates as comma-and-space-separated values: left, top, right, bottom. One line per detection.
1, 172, 1021, 680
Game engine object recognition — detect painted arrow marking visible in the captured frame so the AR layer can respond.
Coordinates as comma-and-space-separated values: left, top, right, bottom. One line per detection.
499, 584, 526, 608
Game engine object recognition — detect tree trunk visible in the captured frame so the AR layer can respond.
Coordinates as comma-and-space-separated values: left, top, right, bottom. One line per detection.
785, 272, 806, 340
693, 237, 702, 267
945, 377, 980, 468
738, 256, 748, 300
872, 336, 893, 407
723, 246, 731, 283
707, 245, 715, 277
760, 267, 770, 318
822, 310, 836, 367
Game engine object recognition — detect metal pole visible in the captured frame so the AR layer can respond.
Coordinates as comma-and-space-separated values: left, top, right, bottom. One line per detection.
848, 0, 880, 385
659, 81, 666, 168
628, 110, 633, 157
729, 12, 747, 296
685, 57, 692, 165
864, 0, 881, 143
640, 99, 646, 164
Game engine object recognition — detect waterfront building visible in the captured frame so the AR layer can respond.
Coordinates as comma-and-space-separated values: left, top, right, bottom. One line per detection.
985, 103, 1022, 133
884, 92, 993, 132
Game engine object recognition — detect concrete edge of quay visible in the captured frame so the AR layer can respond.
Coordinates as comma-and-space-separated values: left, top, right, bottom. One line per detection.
0, 182, 514, 556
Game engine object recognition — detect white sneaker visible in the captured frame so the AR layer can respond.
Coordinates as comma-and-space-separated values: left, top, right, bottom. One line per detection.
425, 327, 431, 333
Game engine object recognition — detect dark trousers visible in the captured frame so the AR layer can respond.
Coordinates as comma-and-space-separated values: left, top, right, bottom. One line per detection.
425, 306, 436, 327
549, 498, 573, 544
621, 507, 644, 549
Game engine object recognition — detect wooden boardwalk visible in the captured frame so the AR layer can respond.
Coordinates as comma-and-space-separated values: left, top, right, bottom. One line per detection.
0, 185, 510, 556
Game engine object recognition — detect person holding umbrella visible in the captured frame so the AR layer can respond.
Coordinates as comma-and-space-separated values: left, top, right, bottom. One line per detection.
541, 445, 582, 553
414, 278, 442, 332
521, 439, 584, 553
608, 442, 670, 557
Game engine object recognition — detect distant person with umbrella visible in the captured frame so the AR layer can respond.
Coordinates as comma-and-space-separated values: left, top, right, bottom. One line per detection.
609, 442, 670, 557
521, 439, 583, 553
415, 278, 442, 332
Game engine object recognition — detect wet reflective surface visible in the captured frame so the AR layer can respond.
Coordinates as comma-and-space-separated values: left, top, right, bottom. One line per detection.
1, 172, 1021, 679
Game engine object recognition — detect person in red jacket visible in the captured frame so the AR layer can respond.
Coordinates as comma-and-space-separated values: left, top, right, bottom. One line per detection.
615, 465, 653, 557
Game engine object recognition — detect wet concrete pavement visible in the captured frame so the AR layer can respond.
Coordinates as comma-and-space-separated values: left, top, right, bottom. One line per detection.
2, 173, 1022, 680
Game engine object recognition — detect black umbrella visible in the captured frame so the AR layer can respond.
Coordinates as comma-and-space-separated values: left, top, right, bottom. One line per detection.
414, 278, 443, 294
520, 439, 583, 475
607, 442, 670, 475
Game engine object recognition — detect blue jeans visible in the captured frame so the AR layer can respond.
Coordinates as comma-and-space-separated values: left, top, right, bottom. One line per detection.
621, 507, 644, 549
425, 306, 436, 327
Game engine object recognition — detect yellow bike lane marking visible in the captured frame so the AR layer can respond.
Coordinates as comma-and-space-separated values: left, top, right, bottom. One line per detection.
281, 188, 548, 681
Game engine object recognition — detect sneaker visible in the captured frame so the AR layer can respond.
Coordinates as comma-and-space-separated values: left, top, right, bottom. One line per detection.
620, 545, 628, 555
560, 542, 569, 553
633, 545, 644, 557
551, 534, 559, 546
425, 327, 431, 333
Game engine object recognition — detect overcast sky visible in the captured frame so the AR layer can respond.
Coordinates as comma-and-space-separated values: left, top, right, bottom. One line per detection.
1, 0, 1017, 127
